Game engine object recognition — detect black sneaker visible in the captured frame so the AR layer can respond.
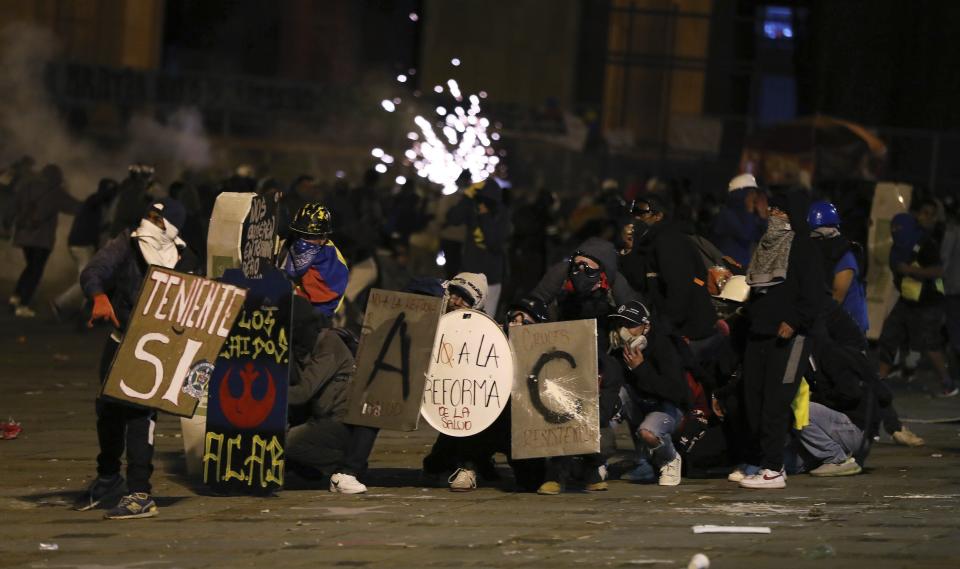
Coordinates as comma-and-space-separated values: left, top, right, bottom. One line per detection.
103, 493, 158, 519
74, 474, 125, 511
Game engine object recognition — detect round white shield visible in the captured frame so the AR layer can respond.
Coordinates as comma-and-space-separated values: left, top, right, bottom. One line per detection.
420, 309, 514, 437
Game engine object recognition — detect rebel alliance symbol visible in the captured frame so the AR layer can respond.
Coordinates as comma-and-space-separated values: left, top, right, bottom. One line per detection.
528, 350, 582, 424
219, 362, 276, 428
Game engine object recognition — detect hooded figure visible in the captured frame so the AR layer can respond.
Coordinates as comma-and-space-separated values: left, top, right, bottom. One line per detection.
529, 237, 637, 335
445, 272, 489, 312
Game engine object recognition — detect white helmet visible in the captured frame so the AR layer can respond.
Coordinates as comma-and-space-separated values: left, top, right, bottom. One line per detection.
728, 173, 758, 192
715, 275, 750, 302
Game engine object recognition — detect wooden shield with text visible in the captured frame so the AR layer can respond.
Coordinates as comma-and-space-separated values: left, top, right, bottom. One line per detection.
100, 267, 247, 417
344, 289, 445, 431
203, 267, 292, 494
509, 319, 600, 460
207, 192, 278, 279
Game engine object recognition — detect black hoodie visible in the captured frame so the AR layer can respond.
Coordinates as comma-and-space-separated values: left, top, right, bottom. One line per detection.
620, 220, 718, 340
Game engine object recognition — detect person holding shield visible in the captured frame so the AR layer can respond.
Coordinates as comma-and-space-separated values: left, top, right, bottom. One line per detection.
74, 199, 197, 519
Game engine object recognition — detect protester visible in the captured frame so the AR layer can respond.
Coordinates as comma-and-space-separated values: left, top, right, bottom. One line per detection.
941, 201, 960, 368
736, 187, 827, 489
10, 164, 80, 317
876, 198, 957, 397
621, 194, 721, 361
444, 179, 511, 316
108, 164, 155, 237
285, 297, 356, 485
711, 174, 767, 268
281, 203, 350, 319
808, 200, 869, 333
51, 178, 119, 321
74, 198, 196, 519
527, 238, 630, 494
609, 300, 689, 486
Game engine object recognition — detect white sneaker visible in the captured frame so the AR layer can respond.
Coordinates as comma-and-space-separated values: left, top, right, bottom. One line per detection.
727, 468, 746, 482
14, 305, 36, 318
739, 468, 786, 489
448, 468, 477, 492
329, 473, 367, 494
658, 455, 682, 486
8, 295, 21, 308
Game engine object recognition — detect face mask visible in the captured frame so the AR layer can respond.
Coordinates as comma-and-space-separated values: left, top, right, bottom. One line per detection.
609, 327, 648, 352
632, 219, 651, 241
570, 271, 600, 294
132, 217, 180, 268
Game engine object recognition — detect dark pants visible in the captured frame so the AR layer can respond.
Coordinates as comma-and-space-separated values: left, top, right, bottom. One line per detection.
286, 418, 351, 477
95, 340, 157, 493
337, 425, 380, 477
14, 246, 51, 305
742, 334, 810, 471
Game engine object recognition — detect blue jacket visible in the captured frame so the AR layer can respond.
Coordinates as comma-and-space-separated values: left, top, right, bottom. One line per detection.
711, 190, 765, 268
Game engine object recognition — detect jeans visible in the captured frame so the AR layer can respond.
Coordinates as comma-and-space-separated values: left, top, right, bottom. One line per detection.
620, 386, 683, 467
785, 402, 863, 474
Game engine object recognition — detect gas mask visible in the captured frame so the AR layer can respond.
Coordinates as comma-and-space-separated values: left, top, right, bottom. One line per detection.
609, 326, 648, 352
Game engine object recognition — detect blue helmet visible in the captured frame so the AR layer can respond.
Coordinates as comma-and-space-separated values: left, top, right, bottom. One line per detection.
807, 200, 841, 229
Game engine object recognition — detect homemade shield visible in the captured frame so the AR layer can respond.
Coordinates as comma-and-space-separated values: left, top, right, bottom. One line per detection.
207, 192, 278, 279
203, 267, 292, 494
344, 289, 446, 431
420, 309, 514, 437
509, 319, 600, 459
100, 267, 247, 417
865, 182, 912, 340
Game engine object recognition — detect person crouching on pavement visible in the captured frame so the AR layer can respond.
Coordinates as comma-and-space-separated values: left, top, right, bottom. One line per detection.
284, 296, 358, 488
735, 188, 826, 490
74, 199, 198, 519
609, 300, 689, 486
282, 203, 349, 319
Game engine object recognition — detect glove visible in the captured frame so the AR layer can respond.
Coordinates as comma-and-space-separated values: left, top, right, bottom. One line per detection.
88, 293, 120, 328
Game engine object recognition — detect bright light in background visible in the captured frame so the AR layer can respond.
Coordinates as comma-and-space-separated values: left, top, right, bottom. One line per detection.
370, 69, 503, 196
435, 251, 446, 266
409, 12, 419, 22
397, 74, 407, 83
451, 58, 461, 67
335, 170, 345, 179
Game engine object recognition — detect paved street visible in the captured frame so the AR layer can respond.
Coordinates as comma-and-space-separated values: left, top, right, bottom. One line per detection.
2, 314, 960, 569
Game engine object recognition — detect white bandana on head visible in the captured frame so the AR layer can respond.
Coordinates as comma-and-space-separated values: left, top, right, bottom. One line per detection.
131, 216, 184, 269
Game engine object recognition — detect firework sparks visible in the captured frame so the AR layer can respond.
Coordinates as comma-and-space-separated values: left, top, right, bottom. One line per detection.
369, 69, 502, 195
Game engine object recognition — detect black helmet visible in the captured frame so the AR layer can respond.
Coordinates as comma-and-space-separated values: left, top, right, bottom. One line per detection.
507, 296, 550, 324
290, 203, 333, 236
